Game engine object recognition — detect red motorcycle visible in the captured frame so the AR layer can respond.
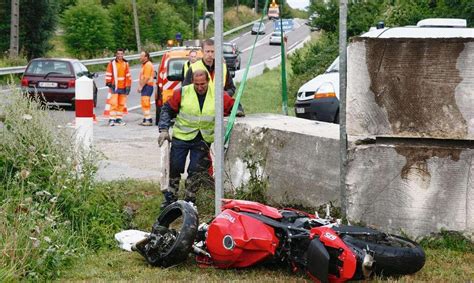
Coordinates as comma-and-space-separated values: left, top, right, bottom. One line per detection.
134, 199, 425, 282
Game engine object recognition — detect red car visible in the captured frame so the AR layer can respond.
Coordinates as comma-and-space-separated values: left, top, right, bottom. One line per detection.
21, 58, 98, 109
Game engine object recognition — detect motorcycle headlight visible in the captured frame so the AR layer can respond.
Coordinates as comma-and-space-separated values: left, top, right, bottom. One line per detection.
223, 235, 235, 250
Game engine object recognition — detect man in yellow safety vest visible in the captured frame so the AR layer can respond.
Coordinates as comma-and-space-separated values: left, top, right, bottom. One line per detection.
157, 70, 235, 208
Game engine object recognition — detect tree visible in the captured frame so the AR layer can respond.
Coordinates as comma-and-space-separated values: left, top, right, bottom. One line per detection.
20, 0, 58, 59
61, 0, 114, 58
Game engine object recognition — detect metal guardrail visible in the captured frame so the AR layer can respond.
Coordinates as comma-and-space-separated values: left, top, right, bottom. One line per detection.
0, 18, 264, 77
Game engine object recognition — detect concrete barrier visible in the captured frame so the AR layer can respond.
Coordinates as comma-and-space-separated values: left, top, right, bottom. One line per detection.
347, 38, 474, 140
346, 142, 473, 238
224, 114, 340, 207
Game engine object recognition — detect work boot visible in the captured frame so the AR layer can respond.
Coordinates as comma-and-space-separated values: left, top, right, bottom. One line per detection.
160, 191, 177, 210
115, 118, 126, 126
184, 196, 196, 205
108, 119, 115, 126
236, 104, 245, 117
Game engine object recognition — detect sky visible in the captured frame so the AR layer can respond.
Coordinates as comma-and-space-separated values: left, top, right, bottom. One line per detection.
286, 0, 310, 11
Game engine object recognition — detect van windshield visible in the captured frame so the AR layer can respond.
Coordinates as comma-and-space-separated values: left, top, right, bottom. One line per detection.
326, 57, 339, 73
167, 59, 186, 80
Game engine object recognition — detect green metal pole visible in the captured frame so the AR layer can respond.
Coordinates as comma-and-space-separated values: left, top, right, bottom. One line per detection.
280, 11, 288, 115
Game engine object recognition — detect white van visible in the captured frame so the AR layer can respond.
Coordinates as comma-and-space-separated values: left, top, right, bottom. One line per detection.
294, 18, 474, 123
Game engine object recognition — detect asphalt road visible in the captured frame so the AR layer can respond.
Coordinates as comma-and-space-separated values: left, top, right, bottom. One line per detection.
89, 18, 310, 123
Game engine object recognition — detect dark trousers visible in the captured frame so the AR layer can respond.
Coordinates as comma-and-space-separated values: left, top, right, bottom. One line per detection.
169, 136, 211, 199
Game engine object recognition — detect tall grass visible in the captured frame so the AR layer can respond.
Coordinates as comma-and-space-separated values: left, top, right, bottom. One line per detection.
0, 89, 127, 280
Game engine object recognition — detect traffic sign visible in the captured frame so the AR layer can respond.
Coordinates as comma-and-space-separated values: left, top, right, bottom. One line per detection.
273, 19, 294, 32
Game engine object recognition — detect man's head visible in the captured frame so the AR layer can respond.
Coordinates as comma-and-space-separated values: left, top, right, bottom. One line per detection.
140, 51, 150, 63
188, 50, 198, 64
192, 70, 209, 95
116, 48, 124, 61
201, 39, 215, 66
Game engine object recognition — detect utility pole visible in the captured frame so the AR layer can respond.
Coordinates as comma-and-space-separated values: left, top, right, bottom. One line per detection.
203, 0, 207, 38
339, 0, 348, 219
132, 0, 141, 51
255, 0, 258, 13
192, 0, 196, 39
9, 0, 19, 58
214, 0, 224, 216
236, 0, 239, 15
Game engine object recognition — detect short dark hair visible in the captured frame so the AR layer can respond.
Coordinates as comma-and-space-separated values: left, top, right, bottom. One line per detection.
116, 48, 125, 53
201, 39, 214, 49
142, 50, 152, 62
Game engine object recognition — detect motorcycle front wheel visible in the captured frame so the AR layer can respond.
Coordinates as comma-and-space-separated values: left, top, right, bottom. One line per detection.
134, 200, 198, 267
338, 227, 425, 277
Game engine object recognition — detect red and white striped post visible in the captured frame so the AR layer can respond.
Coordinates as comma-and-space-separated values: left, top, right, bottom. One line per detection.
75, 76, 94, 148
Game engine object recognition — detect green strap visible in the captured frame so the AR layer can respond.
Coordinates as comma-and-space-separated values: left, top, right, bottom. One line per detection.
280, 14, 288, 115
224, 0, 270, 148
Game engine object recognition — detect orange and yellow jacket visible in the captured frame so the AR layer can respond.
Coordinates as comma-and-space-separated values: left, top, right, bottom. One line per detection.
106, 58, 132, 91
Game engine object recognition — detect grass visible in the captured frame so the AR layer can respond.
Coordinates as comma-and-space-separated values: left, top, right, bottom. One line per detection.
55, 182, 474, 282
239, 66, 296, 116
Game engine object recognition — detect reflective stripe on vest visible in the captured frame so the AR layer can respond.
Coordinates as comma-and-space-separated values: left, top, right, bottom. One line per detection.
173, 85, 215, 143
190, 60, 227, 88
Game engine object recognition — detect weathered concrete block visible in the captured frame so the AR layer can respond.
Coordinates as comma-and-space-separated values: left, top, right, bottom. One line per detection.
224, 114, 340, 207
346, 143, 473, 238
347, 38, 474, 140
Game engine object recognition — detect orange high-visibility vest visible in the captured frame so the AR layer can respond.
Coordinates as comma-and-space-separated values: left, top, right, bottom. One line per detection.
105, 59, 132, 90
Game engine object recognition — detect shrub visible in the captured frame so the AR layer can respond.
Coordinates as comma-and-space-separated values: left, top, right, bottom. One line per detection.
288, 32, 338, 101
61, 0, 114, 58
0, 89, 126, 280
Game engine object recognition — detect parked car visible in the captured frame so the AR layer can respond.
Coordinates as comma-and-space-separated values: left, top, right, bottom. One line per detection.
295, 18, 472, 124
295, 57, 340, 123
223, 42, 241, 71
251, 22, 266, 35
21, 58, 98, 109
269, 31, 287, 45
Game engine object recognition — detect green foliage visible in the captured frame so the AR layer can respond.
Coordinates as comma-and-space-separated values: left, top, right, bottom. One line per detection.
0, 89, 127, 280
107, 0, 136, 51
61, 0, 114, 58
420, 230, 474, 252
0, 0, 58, 59
288, 32, 338, 100
230, 151, 268, 204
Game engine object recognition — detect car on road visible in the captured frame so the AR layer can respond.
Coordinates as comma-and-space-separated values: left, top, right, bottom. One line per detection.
295, 57, 340, 123
223, 42, 241, 71
269, 31, 287, 45
294, 18, 472, 124
21, 58, 98, 109
251, 22, 266, 35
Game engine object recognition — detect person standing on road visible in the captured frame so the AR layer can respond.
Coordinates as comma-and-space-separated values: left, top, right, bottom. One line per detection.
138, 51, 155, 126
157, 70, 235, 208
182, 49, 198, 81
105, 48, 131, 126
183, 39, 245, 117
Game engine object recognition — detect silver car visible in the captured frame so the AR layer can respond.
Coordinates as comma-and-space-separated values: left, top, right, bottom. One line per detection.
251, 22, 266, 35
269, 31, 287, 45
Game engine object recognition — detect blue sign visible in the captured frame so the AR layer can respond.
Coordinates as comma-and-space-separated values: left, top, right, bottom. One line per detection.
175, 32, 182, 41
273, 19, 294, 32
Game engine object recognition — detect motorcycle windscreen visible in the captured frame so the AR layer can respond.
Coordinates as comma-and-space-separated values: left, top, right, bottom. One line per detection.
306, 238, 330, 283
206, 209, 279, 268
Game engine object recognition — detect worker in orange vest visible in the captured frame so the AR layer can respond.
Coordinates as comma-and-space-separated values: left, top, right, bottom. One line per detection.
105, 48, 132, 126
138, 51, 155, 126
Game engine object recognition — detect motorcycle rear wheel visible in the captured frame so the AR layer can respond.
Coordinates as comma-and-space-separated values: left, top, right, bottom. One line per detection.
341, 229, 425, 277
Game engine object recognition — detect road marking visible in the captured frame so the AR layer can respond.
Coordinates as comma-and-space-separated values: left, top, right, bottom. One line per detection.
230, 31, 251, 43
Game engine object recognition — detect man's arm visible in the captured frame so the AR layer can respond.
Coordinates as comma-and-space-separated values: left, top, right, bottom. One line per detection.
224, 65, 236, 96
223, 91, 235, 116
158, 88, 181, 130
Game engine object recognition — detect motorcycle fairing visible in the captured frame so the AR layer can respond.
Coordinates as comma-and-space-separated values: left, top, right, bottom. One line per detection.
306, 238, 330, 283
310, 227, 357, 282
206, 209, 279, 268
221, 199, 282, 219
